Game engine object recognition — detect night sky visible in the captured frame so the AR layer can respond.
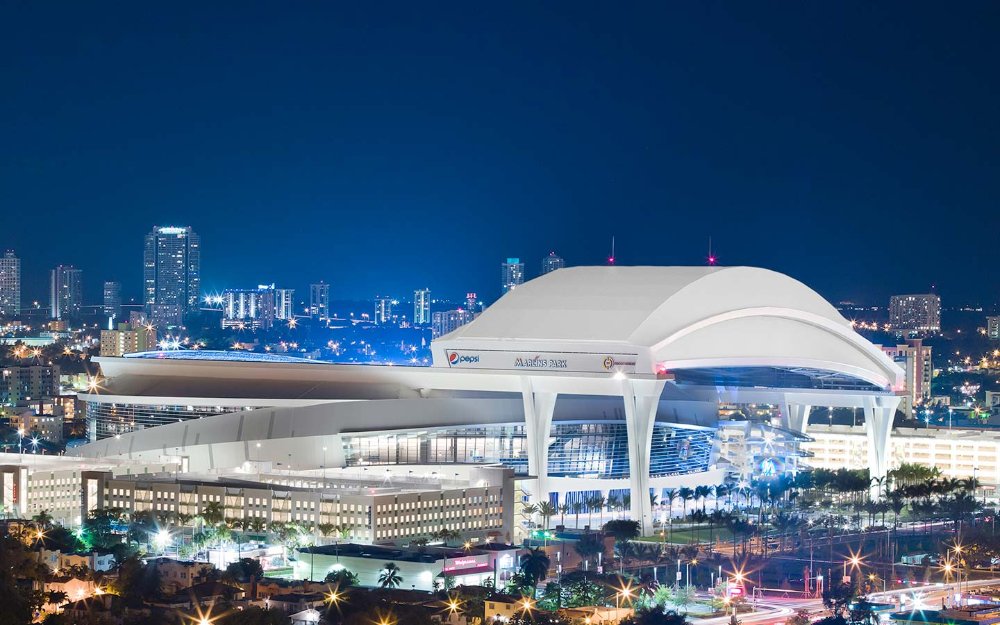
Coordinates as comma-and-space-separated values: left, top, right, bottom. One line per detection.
2, 2, 998, 306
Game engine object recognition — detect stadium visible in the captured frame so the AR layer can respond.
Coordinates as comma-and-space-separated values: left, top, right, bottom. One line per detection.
76, 266, 904, 533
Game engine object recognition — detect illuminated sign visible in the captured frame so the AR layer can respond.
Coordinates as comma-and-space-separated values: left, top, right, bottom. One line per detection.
442, 554, 488, 572
442, 350, 639, 374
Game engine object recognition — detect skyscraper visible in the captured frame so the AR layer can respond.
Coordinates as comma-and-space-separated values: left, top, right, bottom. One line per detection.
310, 282, 330, 320
50, 265, 82, 320
275, 288, 295, 321
432, 308, 471, 338
465, 292, 480, 314
501, 258, 524, 295
375, 296, 395, 325
541, 252, 565, 275
103, 281, 122, 321
889, 294, 941, 335
881, 339, 933, 417
143, 226, 201, 320
221, 286, 275, 330
413, 288, 431, 325
0, 251, 20, 318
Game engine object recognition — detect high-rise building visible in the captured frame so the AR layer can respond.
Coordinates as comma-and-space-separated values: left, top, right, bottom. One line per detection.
375, 296, 395, 325
541, 252, 565, 275
988, 316, 1000, 341
413, 289, 431, 325
50, 265, 82, 320
0, 251, 20, 318
0, 365, 60, 407
143, 226, 201, 319
880, 338, 933, 417
100, 322, 157, 357
501, 258, 524, 295
221, 286, 276, 330
889, 294, 941, 335
275, 288, 295, 321
309, 282, 330, 321
103, 281, 122, 321
432, 309, 471, 338
465, 292, 480, 314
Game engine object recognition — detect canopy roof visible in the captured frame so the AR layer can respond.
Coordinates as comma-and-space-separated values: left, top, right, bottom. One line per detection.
434, 266, 903, 389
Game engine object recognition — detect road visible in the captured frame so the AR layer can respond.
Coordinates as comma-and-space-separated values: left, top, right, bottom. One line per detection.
689, 578, 1000, 624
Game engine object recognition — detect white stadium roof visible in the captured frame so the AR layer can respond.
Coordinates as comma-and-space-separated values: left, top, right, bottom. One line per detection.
433, 266, 903, 390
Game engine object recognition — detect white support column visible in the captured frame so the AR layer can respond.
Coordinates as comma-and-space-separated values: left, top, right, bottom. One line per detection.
623, 378, 667, 536
520, 377, 557, 504
780, 403, 811, 434
864, 395, 901, 499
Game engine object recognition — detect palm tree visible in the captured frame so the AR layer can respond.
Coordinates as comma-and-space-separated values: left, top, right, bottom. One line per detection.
522, 503, 538, 528
678, 487, 694, 520
519, 547, 551, 591
558, 503, 570, 528
714, 484, 730, 511
572, 502, 585, 528
317, 522, 337, 544
537, 501, 557, 531
378, 562, 403, 588
588, 495, 607, 527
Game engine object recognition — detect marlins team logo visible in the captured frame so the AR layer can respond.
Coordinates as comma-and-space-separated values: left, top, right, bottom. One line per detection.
603, 356, 615, 370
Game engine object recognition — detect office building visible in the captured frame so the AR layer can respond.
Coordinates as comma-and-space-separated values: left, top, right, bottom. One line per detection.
988, 316, 1000, 341
100, 323, 157, 357
0, 454, 179, 527
309, 282, 330, 321
374, 296, 395, 325
541, 252, 565, 275
88, 465, 512, 549
500, 258, 524, 295
803, 424, 1000, 486
143, 226, 201, 316
889, 293, 941, 335
880, 339, 933, 417
413, 288, 431, 325
50, 265, 82, 320
432, 309, 470, 338
275, 288, 295, 321
102, 281, 121, 321
221, 286, 275, 330
0, 251, 20, 318
78, 266, 904, 535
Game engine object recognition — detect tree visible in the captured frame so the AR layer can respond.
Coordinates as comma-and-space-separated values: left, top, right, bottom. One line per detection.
537, 501, 557, 530
678, 488, 695, 519
573, 531, 604, 569
786, 610, 811, 625
325, 568, 360, 586
603, 519, 641, 542
378, 562, 403, 588
822, 581, 856, 617
519, 547, 551, 589
621, 606, 690, 625
225, 557, 264, 583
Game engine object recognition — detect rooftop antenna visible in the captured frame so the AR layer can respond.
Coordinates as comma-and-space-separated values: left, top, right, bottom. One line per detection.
707, 236, 717, 265
608, 236, 616, 265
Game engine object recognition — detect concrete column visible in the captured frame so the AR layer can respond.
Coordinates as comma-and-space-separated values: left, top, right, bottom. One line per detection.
520, 377, 557, 503
780, 403, 811, 434
864, 395, 901, 499
623, 378, 667, 536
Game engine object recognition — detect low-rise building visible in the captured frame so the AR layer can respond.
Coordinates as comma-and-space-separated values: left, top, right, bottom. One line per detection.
88, 466, 514, 546
292, 542, 521, 590
803, 425, 1000, 486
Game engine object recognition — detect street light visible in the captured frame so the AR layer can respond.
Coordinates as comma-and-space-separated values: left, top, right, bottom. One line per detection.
617, 583, 634, 610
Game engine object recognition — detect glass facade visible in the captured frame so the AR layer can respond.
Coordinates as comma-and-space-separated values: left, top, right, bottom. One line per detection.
85, 400, 255, 440
342, 422, 715, 479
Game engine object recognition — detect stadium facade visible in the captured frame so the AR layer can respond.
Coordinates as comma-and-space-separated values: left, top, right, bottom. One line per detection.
77, 266, 904, 533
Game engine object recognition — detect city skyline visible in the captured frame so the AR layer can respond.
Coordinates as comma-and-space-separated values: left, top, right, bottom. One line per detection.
2, 3, 998, 306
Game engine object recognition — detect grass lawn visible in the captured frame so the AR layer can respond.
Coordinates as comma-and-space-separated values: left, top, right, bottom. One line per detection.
639, 526, 736, 544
